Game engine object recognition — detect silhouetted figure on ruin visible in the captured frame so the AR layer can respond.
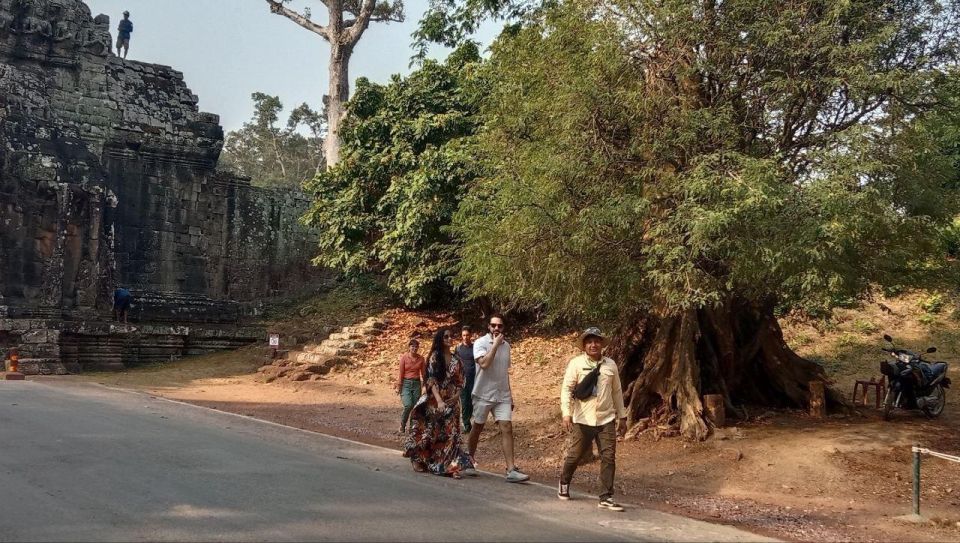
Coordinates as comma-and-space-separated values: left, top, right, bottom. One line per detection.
116, 11, 132, 59
113, 287, 132, 323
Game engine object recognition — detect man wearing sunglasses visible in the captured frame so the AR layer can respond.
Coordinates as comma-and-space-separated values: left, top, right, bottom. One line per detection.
466, 314, 529, 483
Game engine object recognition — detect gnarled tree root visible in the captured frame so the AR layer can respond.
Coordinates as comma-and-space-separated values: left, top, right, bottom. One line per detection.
610, 299, 843, 440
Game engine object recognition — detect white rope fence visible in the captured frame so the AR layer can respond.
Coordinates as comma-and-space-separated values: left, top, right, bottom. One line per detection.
910, 445, 960, 516
912, 446, 960, 464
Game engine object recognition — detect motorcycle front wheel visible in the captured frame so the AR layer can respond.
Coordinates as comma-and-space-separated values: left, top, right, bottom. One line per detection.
882, 388, 895, 421
923, 385, 946, 418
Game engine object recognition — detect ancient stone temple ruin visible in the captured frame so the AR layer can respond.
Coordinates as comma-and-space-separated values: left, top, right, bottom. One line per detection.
0, 0, 320, 373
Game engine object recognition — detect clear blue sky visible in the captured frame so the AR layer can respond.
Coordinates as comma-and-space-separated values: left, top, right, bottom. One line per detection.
84, 0, 499, 132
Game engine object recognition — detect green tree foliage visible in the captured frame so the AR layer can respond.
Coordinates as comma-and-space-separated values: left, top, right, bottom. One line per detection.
941, 217, 960, 258
302, 44, 485, 306
452, 0, 960, 324
219, 93, 326, 189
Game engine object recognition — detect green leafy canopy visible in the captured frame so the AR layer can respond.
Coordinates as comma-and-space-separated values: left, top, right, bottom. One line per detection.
219, 93, 326, 189
302, 44, 486, 307
451, 0, 960, 323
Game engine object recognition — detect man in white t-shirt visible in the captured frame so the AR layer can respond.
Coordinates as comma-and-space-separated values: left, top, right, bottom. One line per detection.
466, 313, 529, 483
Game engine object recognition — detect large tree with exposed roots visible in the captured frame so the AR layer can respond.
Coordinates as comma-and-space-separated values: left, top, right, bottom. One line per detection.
450, 0, 960, 439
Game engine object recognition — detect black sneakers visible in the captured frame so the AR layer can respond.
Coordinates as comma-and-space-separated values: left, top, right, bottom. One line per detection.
558, 481, 570, 500
598, 497, 624, 512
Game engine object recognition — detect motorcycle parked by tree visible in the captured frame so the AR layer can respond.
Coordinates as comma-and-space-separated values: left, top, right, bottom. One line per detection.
879, 334, 951, 420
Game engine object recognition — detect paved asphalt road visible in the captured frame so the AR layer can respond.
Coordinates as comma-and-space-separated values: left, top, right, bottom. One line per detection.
0, 380, 774, 542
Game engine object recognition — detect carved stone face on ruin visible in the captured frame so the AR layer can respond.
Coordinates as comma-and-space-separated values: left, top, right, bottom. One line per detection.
84, 26, 109, 55
53, 18, 74, 42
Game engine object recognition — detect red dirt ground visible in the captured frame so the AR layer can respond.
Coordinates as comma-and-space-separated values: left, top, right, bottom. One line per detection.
78, 300, 960, 542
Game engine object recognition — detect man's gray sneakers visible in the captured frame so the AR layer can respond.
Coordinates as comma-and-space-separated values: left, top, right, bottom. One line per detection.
505, 467, 530, 483
463, 466, 478, 477
598, 497, 624, 511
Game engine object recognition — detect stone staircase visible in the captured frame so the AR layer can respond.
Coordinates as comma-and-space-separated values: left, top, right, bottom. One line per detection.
257, 316, 391, 383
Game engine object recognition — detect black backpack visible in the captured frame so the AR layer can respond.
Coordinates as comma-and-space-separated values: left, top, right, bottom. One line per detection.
573, 361, 603, 400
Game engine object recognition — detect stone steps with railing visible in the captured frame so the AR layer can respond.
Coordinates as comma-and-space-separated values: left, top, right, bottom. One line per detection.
257, 316, 390, 383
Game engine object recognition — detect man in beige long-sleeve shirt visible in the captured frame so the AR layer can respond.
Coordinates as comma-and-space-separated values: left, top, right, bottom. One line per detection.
559, 327, 627, 511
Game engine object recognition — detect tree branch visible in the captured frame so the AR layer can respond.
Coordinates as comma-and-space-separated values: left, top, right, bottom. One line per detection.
342, 10, 403, 29
344, 0, 376, 45
370, 13, 404, 22
266, 0, 330, 40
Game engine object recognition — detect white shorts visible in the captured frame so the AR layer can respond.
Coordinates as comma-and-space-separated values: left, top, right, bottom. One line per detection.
472, 398, 512, 423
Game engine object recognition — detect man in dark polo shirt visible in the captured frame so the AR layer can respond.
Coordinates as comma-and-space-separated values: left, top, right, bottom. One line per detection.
113, 287, 132, 323
455, 325, 476, 433
116, 11, 133, 59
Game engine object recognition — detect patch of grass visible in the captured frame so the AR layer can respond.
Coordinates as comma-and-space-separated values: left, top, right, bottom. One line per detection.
77, 348, 263, 389
259, 276, 394, 343
851, 319, 879, 335
919, 293, 946, 314
919, 314, 937, 326
881, 284, 906, 297
808, 354, 845, 375
834, 296, 859, 309
264, 275, 391, 320
836, 332, 860, 348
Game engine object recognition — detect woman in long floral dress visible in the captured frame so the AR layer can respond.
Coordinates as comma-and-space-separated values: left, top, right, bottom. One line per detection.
403, 328, 475, 477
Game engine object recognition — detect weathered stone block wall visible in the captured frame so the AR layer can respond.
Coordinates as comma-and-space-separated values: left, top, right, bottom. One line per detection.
0, 0, 322, 372
0, 0, 319, 321
0, 317, 263, 374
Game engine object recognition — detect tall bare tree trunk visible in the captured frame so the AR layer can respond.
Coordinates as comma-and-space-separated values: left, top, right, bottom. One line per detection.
325, 43, 352, 167
266, 0, 402, 169
270, 132, 287, 178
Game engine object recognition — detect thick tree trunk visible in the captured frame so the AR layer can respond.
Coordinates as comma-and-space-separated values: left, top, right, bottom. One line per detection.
609, 298, 842, 440
325, 44, 352, 167
266, 0, 383, 169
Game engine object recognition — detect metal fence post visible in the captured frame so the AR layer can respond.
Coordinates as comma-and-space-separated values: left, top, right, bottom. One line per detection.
912, 444, 921, 516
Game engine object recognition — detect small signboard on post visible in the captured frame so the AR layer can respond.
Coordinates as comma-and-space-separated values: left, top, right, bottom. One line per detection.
269, 334, 280, 347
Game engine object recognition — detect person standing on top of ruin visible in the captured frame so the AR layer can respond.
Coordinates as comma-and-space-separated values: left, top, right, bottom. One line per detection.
396, 338, 426, 434
116, 11, 133, 59
113, 287, 132, 323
